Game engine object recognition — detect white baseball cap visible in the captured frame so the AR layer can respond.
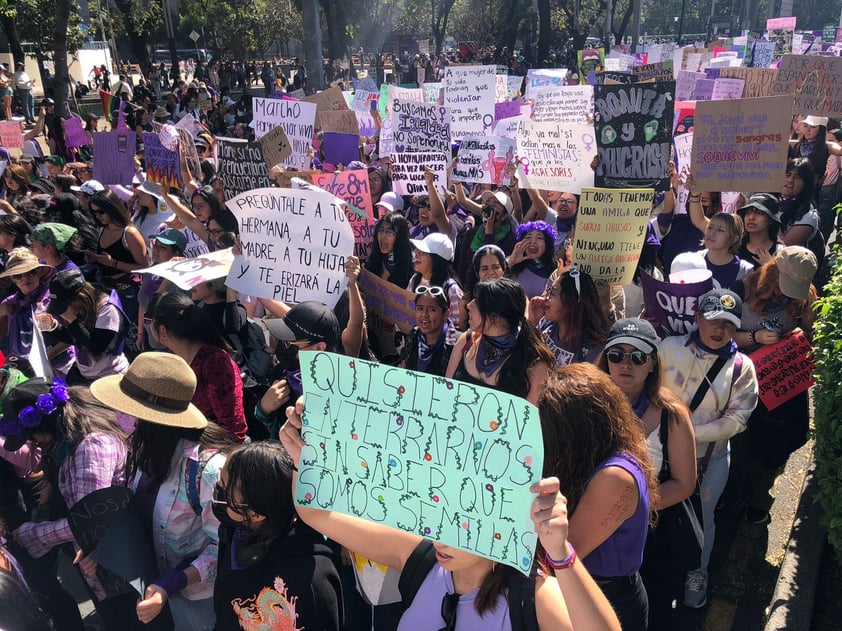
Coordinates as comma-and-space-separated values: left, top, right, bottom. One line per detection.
410, 232, 454, 261
70, 180, 105, 196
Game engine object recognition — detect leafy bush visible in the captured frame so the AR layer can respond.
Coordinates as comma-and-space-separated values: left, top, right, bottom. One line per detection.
813, 251, 842, 555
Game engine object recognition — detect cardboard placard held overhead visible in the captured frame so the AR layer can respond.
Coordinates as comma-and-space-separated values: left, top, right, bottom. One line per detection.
516, 120, 597, 193
0, 120, 22, 149
216, 137, 272, 197
718, 67, 778, 98
259, 125, 293, 170
301, 86, 350, 112
772, 54, 842, 118
690, 95, 793, 193
317, 111, 360, 135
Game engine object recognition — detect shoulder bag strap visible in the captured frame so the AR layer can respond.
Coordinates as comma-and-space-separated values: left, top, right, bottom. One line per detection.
398, 540, 437, 610
688, 356, 728, 413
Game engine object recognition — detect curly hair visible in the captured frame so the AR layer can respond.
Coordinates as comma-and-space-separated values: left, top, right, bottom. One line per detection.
511, 221, 557, 275
743, 258, 816, 322
538, 363, 659, 516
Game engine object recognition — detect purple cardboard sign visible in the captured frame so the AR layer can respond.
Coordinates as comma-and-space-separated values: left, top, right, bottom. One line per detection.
64, 117, 89, 148
322, 131, 361, 168
694, 79, 715, 101
640, 269, 713, 336
495, 100, 521, 122
92, 131, 136, 185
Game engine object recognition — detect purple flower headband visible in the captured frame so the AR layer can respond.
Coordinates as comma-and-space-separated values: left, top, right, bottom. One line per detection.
0, 378, 69, 438
516, 220, 558, 243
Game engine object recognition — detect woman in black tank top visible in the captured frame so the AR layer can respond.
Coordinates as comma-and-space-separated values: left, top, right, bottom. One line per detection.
85, 190, 147, 287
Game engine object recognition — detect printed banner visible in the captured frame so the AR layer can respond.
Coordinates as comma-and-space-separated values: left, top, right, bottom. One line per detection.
530, 86, 593, 124
571, 187, 654, 285
452, 136, 515, 185
749, 329, 815, 411
252, 97, 317, 169
593, 82, 675, 191
92, 131, 136, 185
390, 151, 448, 196
259, 125, 293, 170
216, 137, 272, 197
312, 170, 376, 262
143, 132, 180, 188
772, 54, 842, 117
390, 99, 451, 154
357, 268, 417, 332
444, 65, 496, 140
690, 95, 792, 192
516, 120, 596, 193
296, 350, 544, 575
137, 248, 234, 290
640, 270, 713, 336
225, 188, 354, 306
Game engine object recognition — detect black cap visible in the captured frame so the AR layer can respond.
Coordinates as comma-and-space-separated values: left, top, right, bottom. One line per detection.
605, 318, 659, 353
0, 378, 60, 452
47, 269, 86, 317
263, 302, 340, 349
737, 193, 781, 224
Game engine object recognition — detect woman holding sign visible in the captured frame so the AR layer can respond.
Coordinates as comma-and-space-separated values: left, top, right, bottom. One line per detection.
279, 397, 623, 631
730, 246, 817, 526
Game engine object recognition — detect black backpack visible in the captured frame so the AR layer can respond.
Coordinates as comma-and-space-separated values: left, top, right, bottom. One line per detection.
398, 540, 538, 631
227, 319, 275, 388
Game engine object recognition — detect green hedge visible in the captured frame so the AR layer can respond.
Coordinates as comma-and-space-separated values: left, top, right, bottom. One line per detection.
813, 251, 842, 555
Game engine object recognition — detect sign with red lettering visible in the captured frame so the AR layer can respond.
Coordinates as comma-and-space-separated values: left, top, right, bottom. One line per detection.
749, 329, 815, 411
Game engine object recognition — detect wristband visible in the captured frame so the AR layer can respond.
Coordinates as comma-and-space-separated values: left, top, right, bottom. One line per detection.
151, 569, 188, 596
688, 195, 701, 202
545, 543, 576, 571
749, 330, 756, 345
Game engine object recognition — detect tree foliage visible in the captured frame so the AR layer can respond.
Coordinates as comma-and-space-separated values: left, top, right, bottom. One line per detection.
16, 0, 86, 59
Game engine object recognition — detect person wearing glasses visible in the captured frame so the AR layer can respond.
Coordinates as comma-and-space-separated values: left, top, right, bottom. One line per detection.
84, 189, 148, 287
211, 441, 343, 631
527, 268, 610, 369
401, 285, 458, 376
597, 318, 697, 629
147, 291, 247, 443
162, 186, 231, 252
90, 352, 236, 630
279, 394, 623, 631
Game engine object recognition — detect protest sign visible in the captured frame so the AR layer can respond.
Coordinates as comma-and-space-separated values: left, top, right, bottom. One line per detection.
92, 131, 136, 185
252, 97, 317, 169
749, 329, 815, 410
259, 125, 293, 170
296, 350, 544, 575
751, 41, 776, 68
312, 170, 376, 261
632, 61, 674, 82
317, 111, 360, 135
494, 115, 528, 139
676, 70, 706, 100
694, 79, 715, 101
711, 78, 745, 100
423, 83, 444, 104
507, 75, 523, 99
391, 151, 448, 196
63, 118, 89, 149
143, 132, 180, 188
526, 68, 568, 93
516, 120, 596, 193
495, 75, 510, 102
302, 86, 349, 112
767, 25, 794, 61
452, 136, 515, 185
275, 169, 318, 189
357, 269, 418, 332
718, 67, 778, 98
690, 95, 792, 192
674, 132, 694, 180
772, 54, 842, 117
495, 100, 521, 122
444, 65, 496, 139
352, 89, 380, 112
640, 270, 713, 336
530, 86, 593, 124
390, 99, 451, 154
226, 187, 354, 306
322, 131, 361, 167
138, 248, 234, 290
572, 187, 654, 285
767, 17, 796, 29
216, 137, 272, 197
0, 120, 21, 149
593, 82, 675, 191
596, 71, 637, 85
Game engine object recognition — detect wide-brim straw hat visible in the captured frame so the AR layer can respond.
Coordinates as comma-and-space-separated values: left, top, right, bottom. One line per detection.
0, 247, 55, 283
90, 352, 207, 429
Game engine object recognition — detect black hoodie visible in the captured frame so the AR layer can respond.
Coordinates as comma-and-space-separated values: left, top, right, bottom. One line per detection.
214, 521, 343, 631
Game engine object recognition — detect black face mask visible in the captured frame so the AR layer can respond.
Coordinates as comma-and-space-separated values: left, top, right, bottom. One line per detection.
212, 500, 246, 530
274, 345, 300, 372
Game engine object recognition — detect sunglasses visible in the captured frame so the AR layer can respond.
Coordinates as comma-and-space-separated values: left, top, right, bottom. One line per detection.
415, 285, 445, 297
558, 198, 577, 206
10, 269, 39, 281
279, 339, 312, 351
211, 482, 249, 514
606, 349, 650, 366
143, 316, 154, 325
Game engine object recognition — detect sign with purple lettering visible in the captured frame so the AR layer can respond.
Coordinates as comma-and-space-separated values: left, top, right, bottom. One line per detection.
593, 82, 675, 191
312, 170, 376, 262
143, 132, 181, 188
390, 99, 451, 154
444, 64, 496, 140
226, 187, 354, 306
516, 120, 596, 193
296, 350, 544, 575
690, 95, 792, 192
640, 269, 713, 336
92, 131, 136, 185
452, 136, 515, 185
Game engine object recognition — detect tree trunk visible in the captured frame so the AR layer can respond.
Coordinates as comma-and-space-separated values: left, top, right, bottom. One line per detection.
301, 0, 323, 93
113, 0, 152, 69
54, 0, 71, 118
0, 14, 25, 66
536, 0, 551, 67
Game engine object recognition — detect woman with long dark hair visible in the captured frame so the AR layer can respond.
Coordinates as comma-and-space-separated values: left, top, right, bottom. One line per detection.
149, 292, 247, 443
446, 277, 553, 404
737, 193, 783, 268
401, 285, 458, 376
408, 233, 462, 324
85, 190, 148, 285
539, 363, 659, 631
778, 157, 819, 247
507, 221, 558, 298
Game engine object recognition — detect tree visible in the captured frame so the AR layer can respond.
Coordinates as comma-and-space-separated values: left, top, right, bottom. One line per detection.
430, 0, 456, 54
111, 0, 162, 70
0, 0, 25, 65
